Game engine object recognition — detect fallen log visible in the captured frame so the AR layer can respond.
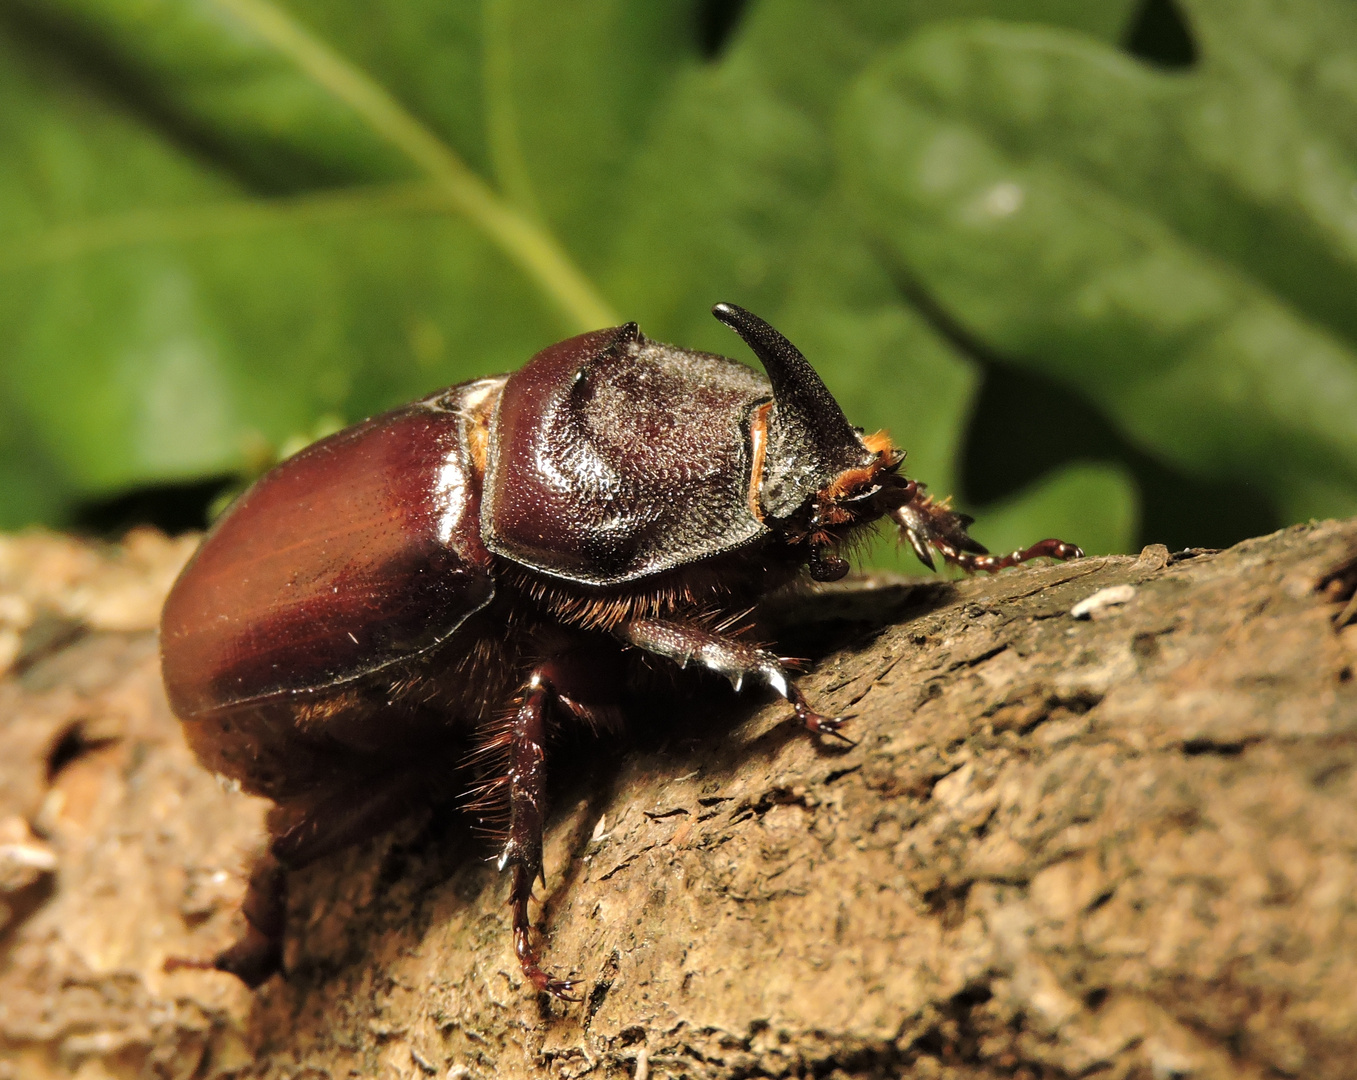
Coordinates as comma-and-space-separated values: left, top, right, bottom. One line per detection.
0, 518, 1354, 1079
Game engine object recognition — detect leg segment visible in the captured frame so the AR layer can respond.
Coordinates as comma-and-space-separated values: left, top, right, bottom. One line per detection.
469, 645, 624, 1000
499, 678, 577, 999
618, 617, 854, 744
893, 488, 1082, 573
166, 849, 286, 987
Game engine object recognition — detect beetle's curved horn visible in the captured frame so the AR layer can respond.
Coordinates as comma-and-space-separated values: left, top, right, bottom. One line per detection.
713, 302, 870, 518
712, 303, 858, 456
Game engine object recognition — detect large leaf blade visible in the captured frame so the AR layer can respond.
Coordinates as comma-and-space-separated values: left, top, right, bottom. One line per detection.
0, 15, 563, 495
8, 0, 615, 329
842, 22, 1357, 523
1, 193, 564, 492
607, 0, 1142, 350
882, 20, 1357, 351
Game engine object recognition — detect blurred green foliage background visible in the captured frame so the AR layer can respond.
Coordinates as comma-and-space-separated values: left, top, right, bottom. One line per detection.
1, 0, 1355, 571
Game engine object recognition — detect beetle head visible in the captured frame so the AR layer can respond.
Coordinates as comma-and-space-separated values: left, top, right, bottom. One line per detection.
713, 303, 917, 582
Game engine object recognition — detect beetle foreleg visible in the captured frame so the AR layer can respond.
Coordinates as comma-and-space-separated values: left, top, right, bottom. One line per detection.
619, 618, 854, 744
892, 487, 1082, 573
499, 675, 580, 1001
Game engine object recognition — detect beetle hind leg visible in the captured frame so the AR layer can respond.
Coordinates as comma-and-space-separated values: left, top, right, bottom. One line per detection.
166, 850, 286, 986
618, 617, 855, 744
467, 646, 625, 1001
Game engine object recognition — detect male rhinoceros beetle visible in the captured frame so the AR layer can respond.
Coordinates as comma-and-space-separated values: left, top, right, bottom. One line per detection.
161, 304, 1079, 998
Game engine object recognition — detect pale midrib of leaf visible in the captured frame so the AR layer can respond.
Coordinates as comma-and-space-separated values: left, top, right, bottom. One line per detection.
0, 183, 445, 271
483, 0, 542, 220
214, 0, 618, 331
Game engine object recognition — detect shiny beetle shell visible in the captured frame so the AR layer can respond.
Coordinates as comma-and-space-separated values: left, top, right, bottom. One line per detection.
160, 304, 1081, 997
162, 380, 499, 720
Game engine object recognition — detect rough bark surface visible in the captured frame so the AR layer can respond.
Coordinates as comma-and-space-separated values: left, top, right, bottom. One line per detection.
1, 520, 1356, 1080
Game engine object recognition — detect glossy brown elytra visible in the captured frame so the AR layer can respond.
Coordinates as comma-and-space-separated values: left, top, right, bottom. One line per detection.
160, 304, 1081, 998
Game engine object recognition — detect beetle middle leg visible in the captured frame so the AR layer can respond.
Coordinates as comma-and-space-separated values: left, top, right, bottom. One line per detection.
482, 649, 623, 1001
618, 617, 853, 743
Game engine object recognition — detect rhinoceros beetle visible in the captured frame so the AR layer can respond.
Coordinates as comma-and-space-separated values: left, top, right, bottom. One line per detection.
161, 304, 1080, 998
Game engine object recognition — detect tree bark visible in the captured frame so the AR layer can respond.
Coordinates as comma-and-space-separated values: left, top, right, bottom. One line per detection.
1, 519, 1355, 1080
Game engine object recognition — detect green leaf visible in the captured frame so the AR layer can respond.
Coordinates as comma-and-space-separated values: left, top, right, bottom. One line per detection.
842, 19, 1357, 524
2, 193, 564, 492
11, 0, 616, 329
870, 15, 1357, 363
1, 0, 697, 500
478, 0, 707, 269
970, 462, 1139, 561
0, 17, 561, 494
606, 0, 1141, 350
0, 393, 70, 529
